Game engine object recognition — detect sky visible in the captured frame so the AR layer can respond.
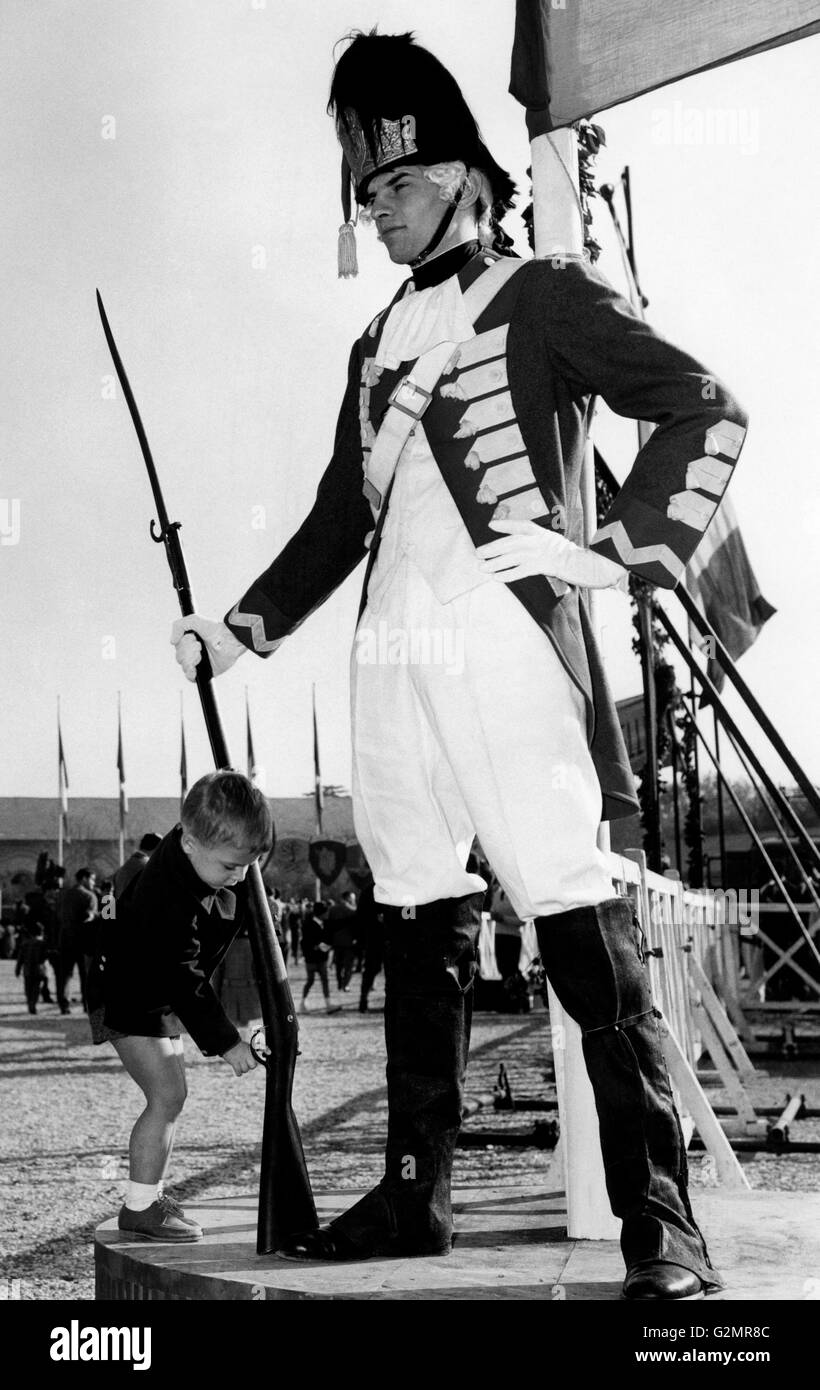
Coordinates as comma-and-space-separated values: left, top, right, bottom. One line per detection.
1, 0, 819, 805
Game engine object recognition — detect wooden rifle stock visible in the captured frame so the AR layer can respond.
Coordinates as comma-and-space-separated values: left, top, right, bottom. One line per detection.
96, 290, 318, 1253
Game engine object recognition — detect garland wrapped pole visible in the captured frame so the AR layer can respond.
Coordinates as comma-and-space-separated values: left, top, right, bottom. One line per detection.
96, 291, 318, 1255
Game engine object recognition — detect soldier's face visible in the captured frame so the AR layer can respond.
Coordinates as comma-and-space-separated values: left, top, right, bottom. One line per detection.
365, 165, 451, 264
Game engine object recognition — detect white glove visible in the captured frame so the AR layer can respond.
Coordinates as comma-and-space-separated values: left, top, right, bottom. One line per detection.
170, 615, 247, 682
477, 520, 628, 591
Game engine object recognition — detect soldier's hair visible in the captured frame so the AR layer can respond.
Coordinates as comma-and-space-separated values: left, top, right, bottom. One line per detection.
182, 771, 273, 855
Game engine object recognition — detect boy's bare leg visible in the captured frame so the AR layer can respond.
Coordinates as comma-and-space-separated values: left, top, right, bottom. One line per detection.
160, 1039, 186, 1188
113, 1036, 187, 1184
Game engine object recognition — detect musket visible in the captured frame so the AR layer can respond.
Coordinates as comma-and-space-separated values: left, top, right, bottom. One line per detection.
96, 290, 318, 1253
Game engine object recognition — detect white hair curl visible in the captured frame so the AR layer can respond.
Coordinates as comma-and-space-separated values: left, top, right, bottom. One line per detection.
358, 161, 495, 245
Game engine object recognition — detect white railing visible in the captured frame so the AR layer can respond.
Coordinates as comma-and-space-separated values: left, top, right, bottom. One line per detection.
549, 849, 750, 1240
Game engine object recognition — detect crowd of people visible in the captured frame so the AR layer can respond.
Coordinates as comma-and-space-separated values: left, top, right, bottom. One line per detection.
266, 885, 383, 1013
3, 840, 385, 1018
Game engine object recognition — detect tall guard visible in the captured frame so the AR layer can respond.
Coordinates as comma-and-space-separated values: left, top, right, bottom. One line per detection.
174, 32, 747, 1299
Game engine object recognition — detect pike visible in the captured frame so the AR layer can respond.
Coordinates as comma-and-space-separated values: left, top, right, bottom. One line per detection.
95, 289, 318, 1253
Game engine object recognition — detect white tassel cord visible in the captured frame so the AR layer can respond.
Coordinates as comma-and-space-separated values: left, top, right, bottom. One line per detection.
338, 222, 358, 278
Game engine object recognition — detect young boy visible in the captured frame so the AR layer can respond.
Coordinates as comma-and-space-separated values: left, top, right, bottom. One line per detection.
90, 770, 272, 1243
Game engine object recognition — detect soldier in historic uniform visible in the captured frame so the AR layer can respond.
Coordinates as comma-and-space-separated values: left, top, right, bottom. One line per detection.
173, 32, 747, 1299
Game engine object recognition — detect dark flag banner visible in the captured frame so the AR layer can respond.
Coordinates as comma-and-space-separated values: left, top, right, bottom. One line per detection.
179, 697, 188, 814
595, 171, 775, 701
58, 710, 70, 845
312, 684, 323, 836
510, 0, 820, 133
246, 688, 259, 785
116, 697, 128, 834
308, 840, 347, 887
686, 496, 776, 693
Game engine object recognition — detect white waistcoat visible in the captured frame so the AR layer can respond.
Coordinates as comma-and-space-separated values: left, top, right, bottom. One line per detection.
366, 274, 492, 612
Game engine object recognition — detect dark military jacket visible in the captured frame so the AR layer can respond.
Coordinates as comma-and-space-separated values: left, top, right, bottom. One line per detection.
225, 250, 748, 820
101, 826, 246, 1055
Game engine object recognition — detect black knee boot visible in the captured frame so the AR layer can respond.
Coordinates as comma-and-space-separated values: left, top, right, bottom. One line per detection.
535, 897, 722, 1299
278, 893, 482, 1261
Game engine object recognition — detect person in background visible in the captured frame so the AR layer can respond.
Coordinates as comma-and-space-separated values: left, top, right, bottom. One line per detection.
15, 919, 49, 1014
56, 868, 98, 1014
299, 902, 340, 1015
114, 832, 162, 899
267, 886, 289, 965
329, 890, 358, 992
356, 879, 384, 1014
285, 897, 302, 963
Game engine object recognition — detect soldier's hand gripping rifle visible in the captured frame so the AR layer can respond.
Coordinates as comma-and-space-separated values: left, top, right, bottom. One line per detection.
96, 290, 318, 1254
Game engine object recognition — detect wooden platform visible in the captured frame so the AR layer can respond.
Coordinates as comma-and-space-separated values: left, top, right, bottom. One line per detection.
95, 1187, 820, 1301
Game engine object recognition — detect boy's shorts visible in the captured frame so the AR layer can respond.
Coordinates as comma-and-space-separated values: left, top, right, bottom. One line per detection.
88, 1006, 181, 1046
89, 1006, 127, 1045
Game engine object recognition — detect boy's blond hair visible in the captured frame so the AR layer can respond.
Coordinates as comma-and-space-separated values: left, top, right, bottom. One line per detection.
182, 771, 273, 855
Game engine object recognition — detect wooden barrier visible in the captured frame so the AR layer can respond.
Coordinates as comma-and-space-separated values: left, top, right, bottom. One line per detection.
555, 850, 750, 1239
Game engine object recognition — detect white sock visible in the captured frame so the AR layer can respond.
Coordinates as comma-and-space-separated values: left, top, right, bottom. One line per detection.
126, 1180, 158, 1211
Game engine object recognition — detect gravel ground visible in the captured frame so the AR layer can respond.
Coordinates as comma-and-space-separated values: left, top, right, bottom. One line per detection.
2, 957, 819, 1302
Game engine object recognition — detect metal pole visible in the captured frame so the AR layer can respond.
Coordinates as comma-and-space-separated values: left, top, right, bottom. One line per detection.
667, 707, 683, 875
599, 189, 820, 827
676, 585, 820, 823
117, 692, 125, 867
657, 602, 820, 873
714, 709, 727, 885
57, 695, 64, 868
689, 677, 705, 886
636, 589, 662, 871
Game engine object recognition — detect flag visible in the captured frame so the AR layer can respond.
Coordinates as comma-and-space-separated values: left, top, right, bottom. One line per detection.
246, 689, 259, 785
510, 0, 820, 134
58, 707, 70, 845
312, 685, 323, 836
686, 497, 776, 692
179, 697, 188, 814
117, 699, 128, 820
597, 183, 776, 696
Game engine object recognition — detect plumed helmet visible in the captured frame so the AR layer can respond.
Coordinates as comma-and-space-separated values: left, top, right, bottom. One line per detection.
329, 31, 517, 224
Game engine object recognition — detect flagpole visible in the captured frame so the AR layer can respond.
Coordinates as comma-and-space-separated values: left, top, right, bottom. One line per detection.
312, 684, 322, 902
179, 691, 188, 817
713, 709, 727, 886
246, 686, 256, 784
57, 695, 64, 867
117, 692, 126, 867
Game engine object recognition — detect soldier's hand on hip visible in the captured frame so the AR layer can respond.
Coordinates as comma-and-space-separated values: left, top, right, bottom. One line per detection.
170, 615, 246, 682
478, 520, 628, 591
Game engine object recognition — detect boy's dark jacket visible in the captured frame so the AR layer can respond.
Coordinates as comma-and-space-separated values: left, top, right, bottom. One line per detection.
225, 252, 748, 820
100, 826, 245, 1055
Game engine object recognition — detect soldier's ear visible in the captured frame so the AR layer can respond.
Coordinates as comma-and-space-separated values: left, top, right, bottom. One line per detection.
459, 169, 483, 212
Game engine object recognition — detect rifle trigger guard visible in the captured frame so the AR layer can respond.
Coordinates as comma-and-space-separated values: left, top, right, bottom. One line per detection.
250, 1026, 270, 1068
150, 518, 181, 544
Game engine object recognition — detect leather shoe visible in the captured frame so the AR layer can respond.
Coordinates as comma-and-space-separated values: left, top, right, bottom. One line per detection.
622, 1262, 706, 1300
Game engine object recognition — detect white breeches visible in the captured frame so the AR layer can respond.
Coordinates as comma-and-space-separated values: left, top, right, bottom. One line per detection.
350, 558, 614, 919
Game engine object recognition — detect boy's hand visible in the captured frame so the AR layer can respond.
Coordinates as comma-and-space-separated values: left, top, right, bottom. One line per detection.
221, 1040, 259, 1076
171, 615, 246, 682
